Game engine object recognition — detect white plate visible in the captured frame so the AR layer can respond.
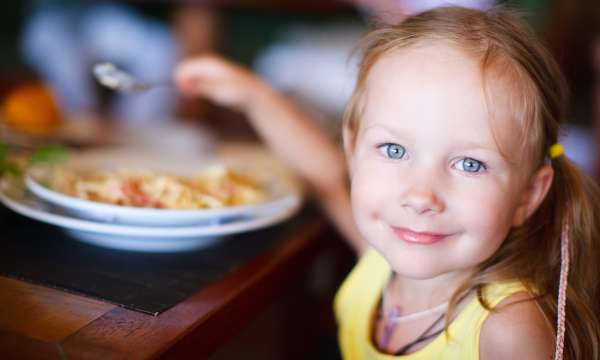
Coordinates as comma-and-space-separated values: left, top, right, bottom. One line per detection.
0, 178, 302, 252
25, 147, 302, 227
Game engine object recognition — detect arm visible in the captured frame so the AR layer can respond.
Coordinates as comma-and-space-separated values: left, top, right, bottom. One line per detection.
174, 55, 367, 255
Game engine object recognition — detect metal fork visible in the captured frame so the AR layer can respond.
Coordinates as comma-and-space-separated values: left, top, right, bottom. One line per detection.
93, 62, 169, 93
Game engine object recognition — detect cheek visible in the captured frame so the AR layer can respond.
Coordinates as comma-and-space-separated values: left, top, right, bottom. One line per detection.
453, 178, 516, 222
453, 185, 518, 253
351, 182, 390, 252
351, 172, 381, 221
349, 162, 393, 231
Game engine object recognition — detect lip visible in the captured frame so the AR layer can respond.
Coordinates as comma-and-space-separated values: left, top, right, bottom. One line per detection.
391, 226, 451, 245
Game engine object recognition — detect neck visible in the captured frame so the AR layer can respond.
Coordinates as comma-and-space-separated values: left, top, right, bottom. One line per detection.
387, 268, 474, 313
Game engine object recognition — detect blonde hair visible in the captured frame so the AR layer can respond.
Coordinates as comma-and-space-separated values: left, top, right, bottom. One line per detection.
343, 7, 600, 359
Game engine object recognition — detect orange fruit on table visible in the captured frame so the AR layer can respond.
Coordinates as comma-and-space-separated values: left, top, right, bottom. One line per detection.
1, 83, 62, 135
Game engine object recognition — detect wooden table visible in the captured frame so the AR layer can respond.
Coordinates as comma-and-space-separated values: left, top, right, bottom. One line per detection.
0, 212, 351, 359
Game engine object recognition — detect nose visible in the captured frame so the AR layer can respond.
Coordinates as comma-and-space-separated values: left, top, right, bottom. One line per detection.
401, 181, 445, 215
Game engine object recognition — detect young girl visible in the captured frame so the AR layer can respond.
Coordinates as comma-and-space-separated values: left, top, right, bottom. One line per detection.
174, 7, 600, 359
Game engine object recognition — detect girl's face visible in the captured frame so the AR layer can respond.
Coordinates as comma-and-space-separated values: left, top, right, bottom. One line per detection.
348, 43, 536, 279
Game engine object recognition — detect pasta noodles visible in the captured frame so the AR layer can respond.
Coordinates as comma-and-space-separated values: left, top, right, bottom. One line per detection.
48, 165, 266, 209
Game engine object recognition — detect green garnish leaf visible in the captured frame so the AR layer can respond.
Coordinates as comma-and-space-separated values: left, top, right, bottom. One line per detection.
0, 143, 7, 163
0, 142, 67, 178
2, 162, 19, 176
29, 145, 67, 165
0, 143, 10, 175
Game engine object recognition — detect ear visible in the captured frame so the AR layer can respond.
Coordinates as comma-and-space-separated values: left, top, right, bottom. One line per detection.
342, 125, 356, 176
511, 165, 554, 227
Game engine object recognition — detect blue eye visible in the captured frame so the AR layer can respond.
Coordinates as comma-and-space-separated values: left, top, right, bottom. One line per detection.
456, 157, 486, 173
378, 143, 406, 159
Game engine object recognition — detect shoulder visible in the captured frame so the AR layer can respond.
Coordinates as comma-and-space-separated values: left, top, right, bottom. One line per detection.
479, 291, 554, 360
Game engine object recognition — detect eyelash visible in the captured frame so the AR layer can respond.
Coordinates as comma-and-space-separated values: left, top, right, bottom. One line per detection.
376, 143, 488, 174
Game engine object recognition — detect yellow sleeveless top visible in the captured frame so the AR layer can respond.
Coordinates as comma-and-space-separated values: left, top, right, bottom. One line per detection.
334, 248, 527, 359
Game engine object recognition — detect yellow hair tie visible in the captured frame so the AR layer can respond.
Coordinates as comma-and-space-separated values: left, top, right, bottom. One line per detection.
549, 143, 564, 159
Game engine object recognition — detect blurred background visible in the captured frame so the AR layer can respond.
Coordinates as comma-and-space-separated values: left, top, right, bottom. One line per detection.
0, 1, 597, 359
0, 0, 598, 173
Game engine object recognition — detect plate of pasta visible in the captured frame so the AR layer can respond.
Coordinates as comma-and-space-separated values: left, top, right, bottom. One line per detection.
0, 145, 304, 252
0, 176, 301, 252
24, 146, 302, 227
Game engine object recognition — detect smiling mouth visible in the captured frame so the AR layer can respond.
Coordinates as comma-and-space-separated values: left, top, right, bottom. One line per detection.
391, 227, 452, 245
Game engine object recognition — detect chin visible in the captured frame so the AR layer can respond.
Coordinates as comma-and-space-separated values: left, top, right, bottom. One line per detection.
381, 251, 449, 279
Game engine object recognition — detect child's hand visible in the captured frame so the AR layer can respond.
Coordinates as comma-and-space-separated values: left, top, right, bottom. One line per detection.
174, 55, 366, 255
174, 55, 266, 112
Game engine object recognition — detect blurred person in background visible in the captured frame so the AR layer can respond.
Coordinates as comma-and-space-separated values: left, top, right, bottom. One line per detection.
20, 1, 179, 124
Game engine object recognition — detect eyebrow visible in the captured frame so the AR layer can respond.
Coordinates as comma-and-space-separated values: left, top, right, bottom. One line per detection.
451, 141, 502, 154
361, 124, 405, 139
